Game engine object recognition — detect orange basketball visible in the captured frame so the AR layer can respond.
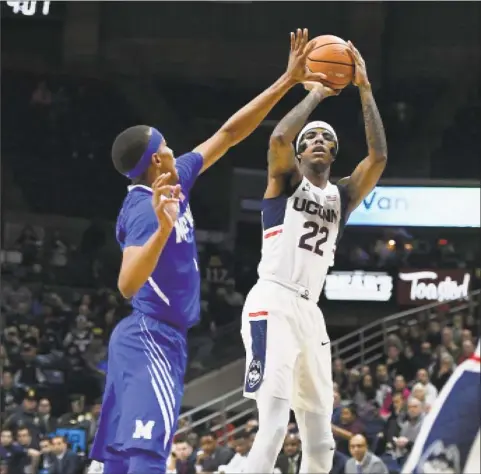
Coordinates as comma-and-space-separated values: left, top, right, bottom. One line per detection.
306, 35, 354, 90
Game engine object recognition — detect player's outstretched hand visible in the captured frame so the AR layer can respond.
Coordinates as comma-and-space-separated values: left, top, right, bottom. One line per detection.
285, 28, 327, 84
347, 41, 370, 88
152, 173, 181, 230
303, 81, 341, 97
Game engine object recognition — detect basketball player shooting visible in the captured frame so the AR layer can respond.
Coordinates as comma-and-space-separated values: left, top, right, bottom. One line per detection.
241, 41, 387, 474
88, 29, 326, 474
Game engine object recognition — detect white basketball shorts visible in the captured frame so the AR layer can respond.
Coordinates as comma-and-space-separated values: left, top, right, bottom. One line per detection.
241, 279, 333, 415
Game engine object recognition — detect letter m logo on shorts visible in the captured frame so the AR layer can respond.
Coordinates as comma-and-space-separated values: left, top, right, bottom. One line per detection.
132, 420, 155, 440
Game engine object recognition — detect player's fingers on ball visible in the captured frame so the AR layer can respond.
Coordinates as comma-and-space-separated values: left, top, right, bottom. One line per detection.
302, 40, 317, 58
307, 71, 328, 82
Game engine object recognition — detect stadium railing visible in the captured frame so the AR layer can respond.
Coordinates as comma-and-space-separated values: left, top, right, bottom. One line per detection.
175, 289, 481, 439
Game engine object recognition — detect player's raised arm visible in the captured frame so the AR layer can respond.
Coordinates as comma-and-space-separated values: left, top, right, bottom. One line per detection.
342, 41, 387, 215
267, 81, 339, 181
194, 28, 326, 173
118, 174, 180, 298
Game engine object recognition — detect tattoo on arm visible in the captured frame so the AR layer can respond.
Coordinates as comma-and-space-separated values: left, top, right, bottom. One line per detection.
359, 85, 387, 160
272, 88, 326, 143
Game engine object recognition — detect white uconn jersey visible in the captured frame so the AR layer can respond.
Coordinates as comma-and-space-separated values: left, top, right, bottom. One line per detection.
258, 177, 349, 302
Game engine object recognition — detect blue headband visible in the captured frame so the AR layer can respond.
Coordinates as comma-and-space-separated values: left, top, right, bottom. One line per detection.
124, 127, 163, 179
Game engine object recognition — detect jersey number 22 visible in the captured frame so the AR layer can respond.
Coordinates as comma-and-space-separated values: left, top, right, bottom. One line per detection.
298, 222, 329, 256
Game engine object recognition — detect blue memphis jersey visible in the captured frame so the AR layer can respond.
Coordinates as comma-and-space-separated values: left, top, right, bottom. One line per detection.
115, 152, 203, 332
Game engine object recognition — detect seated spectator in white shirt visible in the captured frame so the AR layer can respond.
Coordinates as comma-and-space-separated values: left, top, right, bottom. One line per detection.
415, 369, 438, 406
218, 431, 251, 473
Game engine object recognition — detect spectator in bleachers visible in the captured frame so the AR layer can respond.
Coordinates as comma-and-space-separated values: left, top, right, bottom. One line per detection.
16, 427, 40, 472
415, 341, 434, 370
197, 431, 234, 473
333, 358, 349, 395
172, 436, 196, 474
332, 405, 365, 456
4, 390, 40, 435
63, 314, 93, 354
410, 383, 430, 413
430, 351, 455, 392
345, 434, 388, 474
38, 436, 54, 474
458, 339, 476, 363
36, 398, 56, 435
414, 369, 438, 406
353, 374, 377, 409
274, 433, 302, 474
440, 327, 461, 361
0, 371, 20, 415
380, 375, 410, 418
375, 392, 406, 455
394, 398, 424, 462
218, 431, 252, 474
49, 435, 80, 474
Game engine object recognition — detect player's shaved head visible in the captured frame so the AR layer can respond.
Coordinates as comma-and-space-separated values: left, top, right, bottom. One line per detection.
111, 125, 151, 176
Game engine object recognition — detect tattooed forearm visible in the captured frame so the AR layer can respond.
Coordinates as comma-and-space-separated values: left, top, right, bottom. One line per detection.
359, 85, 387, 161
272, 88, 325, 143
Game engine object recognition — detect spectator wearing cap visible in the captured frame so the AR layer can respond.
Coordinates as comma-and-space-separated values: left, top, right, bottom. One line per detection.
4, 389, 41, 436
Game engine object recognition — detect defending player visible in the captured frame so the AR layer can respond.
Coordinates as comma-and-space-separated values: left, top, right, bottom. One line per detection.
402, 341, 480, 474
242, 41, 387, 474
89, 29, 326, 474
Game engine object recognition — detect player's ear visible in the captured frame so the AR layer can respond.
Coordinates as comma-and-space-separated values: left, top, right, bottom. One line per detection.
151, 152, 162, 168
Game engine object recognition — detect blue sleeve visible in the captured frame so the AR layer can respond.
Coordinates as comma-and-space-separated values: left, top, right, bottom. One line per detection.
123, 197, 159, 248
175, 151, 204, 194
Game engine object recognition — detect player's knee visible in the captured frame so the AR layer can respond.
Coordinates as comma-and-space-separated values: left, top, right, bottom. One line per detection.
304, 437, 335, 472
127, 449, 166, 474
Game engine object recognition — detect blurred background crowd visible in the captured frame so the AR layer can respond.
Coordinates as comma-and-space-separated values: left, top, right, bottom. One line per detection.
1, 1, 480, 474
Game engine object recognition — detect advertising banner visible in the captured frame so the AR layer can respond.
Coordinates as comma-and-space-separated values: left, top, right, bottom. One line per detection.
324, 270, 394, 302
347, 186, 480, 228
397, 269, 471, 306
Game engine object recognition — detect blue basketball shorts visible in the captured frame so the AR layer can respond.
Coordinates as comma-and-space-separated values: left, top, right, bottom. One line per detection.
90, 311, 187, 472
